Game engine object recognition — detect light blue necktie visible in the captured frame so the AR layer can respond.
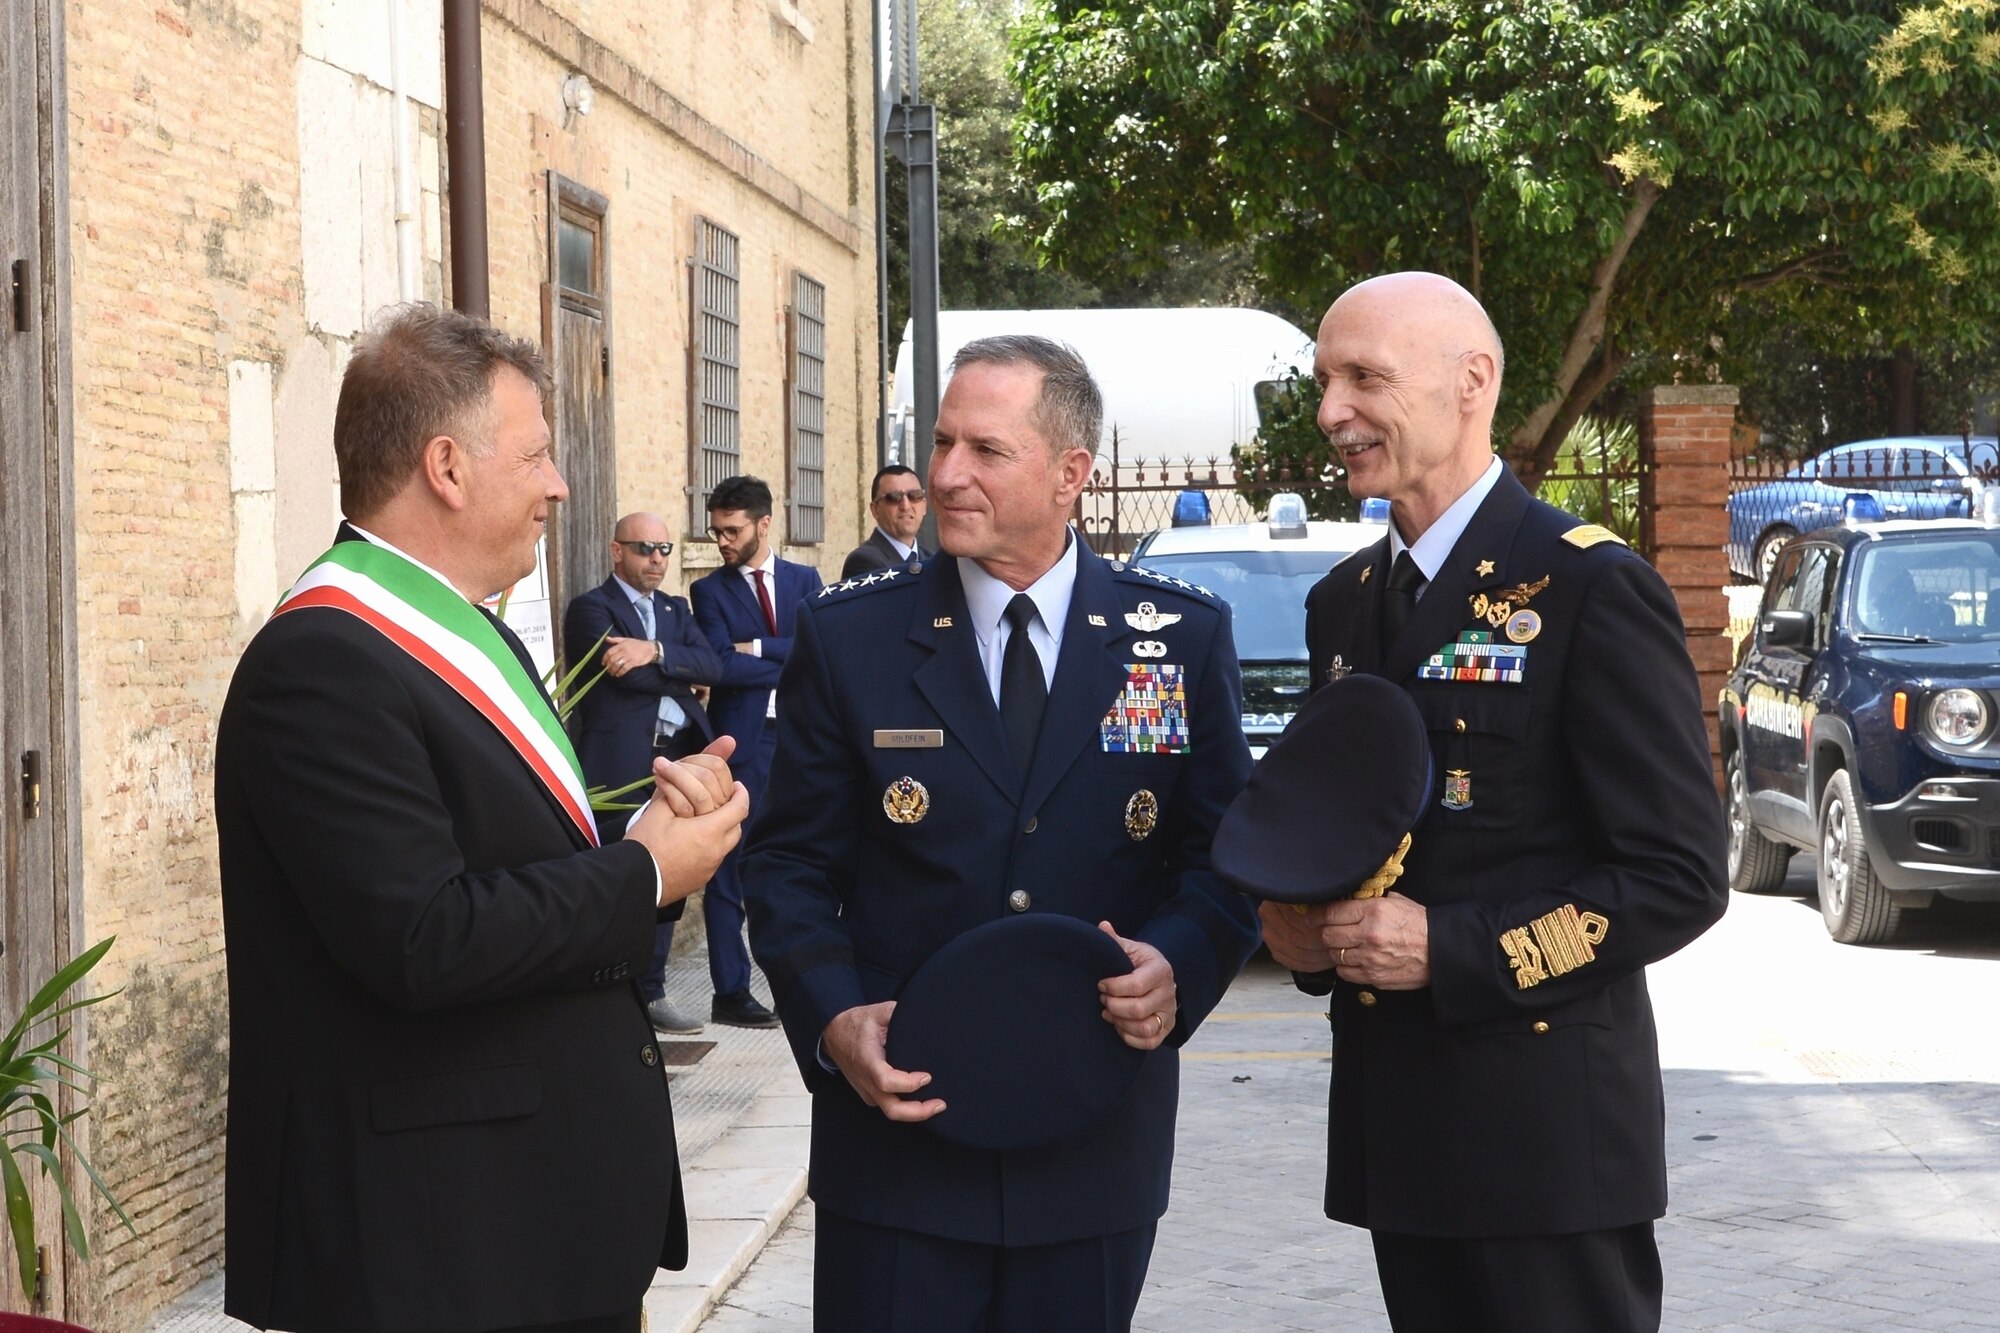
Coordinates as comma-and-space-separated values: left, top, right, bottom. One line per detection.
633, 596, 687, 739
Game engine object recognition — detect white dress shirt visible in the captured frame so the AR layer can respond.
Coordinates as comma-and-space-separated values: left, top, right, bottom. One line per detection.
1387, 455, 1505, 598
958, 531, 1079, 704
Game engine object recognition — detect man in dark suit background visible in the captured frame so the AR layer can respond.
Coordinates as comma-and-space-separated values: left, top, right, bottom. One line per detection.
689, 474, 824, 1028
840, 462, 929, 579
1256, 272, 1727, 1332
743, 336, 1260, 1330
215, 305, 749, 1333
564, 510, 723, 1034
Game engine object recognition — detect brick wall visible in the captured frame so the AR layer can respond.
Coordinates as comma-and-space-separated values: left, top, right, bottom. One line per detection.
58, 0, 877, 1327
1640, 384, 1738, 788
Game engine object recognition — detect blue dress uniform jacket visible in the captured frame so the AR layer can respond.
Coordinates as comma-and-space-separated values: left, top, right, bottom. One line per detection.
563, 576, 721, 790
743, 549, 1261, 1246
216, 530, 683, 1333
1301, 469, 1727, 1239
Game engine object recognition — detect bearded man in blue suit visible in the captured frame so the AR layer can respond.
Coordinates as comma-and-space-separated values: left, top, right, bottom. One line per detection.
689, 474, 824, 1028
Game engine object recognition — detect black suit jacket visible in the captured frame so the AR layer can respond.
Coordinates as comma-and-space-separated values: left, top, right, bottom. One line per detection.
743, 551, 1260, 1246
1300, 469, 1727, 1237
840, 528, 923, 580
217, 530, 685, 1333
563, 575, 720, 818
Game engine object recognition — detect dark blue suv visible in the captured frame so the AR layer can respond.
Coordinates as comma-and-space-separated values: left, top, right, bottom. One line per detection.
1721, 519, 2000, 943
1727, 436, 1998, 583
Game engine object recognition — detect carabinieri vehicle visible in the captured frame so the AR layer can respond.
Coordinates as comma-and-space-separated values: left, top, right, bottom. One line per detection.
1721, 506, 2000, 943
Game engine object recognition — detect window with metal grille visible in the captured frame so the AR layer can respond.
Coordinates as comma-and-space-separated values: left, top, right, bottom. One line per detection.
688, 217, 741, 533
787, 273, 827, 544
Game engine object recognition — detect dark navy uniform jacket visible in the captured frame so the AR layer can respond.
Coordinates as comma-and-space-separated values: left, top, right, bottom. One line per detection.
1301, 468, 1727, 1238
743, 546, 1260, 1246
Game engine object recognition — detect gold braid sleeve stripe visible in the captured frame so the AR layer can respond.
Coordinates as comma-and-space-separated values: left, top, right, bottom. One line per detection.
1501, 904, 1610, 990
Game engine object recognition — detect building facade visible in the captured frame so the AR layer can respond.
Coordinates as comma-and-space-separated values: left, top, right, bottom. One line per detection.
0, 0, 880, 1323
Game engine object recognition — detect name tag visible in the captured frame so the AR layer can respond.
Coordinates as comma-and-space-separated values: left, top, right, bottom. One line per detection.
874, 729, 944, 749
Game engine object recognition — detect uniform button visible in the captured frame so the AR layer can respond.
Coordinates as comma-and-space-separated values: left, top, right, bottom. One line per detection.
640, 1045, 659, 1067
1023, 816, 1038, 834
1008, 889, 1031, 912
1357, 990, 1378, 1007
1453, 718, 1467, 734
1532, 1021, 1550, 1035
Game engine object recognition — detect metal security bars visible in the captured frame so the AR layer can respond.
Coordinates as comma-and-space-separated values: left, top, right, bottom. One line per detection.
788, 273, 827, 544
688, 217, 741, 532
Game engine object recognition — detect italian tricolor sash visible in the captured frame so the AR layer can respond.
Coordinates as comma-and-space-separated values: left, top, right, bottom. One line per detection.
275, 540, 600, 848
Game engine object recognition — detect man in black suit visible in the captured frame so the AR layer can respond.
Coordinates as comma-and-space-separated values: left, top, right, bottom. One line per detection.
216, 305, 749, 1333
840, 462, 929, 578
564, 511, 723, 1035
744, 335, 1260, 1330
1256, 272, 1728, 1332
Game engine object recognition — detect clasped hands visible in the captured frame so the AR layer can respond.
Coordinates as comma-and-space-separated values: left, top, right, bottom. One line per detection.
822, 921, 1178, 1123
626, 735, 750, 905
1257, 892, 1431, 989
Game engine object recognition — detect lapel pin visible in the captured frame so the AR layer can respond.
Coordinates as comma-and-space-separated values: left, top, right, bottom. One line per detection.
1088, 614, 1108, 627
1360, 566, 1373, 584
1476, 559, 1495, 577
933, 616, 953, 628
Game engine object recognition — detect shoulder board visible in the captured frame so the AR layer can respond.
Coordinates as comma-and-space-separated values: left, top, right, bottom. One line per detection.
1561, 524, 1627, 550
814, 564, 925, 602
1109, 560, 1223, 603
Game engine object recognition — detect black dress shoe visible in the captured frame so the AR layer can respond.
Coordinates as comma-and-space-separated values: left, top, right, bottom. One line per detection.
711, 991, 781, 1029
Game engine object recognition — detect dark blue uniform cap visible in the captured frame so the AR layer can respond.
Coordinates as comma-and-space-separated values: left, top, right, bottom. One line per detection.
885, 914, 1146, 1153
1213, 673, 1433, 904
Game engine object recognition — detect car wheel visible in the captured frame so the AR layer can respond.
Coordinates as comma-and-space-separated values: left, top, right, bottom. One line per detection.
1726, 753, 1792, 894
1755, 526, 1798, 584
1817, 769, 1903, 945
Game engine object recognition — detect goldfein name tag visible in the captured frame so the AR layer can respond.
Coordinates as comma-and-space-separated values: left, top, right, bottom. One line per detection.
874, 729, 944, 748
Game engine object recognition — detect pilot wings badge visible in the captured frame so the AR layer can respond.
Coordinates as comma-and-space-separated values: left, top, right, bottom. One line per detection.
1124, 601, 1182, 633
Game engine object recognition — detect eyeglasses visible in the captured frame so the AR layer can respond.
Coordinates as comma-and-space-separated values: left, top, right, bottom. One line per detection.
875, 489, 926, 505
618, 540, 674, 557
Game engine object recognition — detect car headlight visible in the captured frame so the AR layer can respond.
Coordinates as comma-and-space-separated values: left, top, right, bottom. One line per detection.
1925, 688, 1991, 746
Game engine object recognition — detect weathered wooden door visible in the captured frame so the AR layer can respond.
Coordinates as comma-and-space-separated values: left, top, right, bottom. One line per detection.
1, 0, 78, 1314
544, 174, 615, 628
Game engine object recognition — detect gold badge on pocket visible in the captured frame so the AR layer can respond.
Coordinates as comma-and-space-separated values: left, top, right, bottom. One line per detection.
1125, 789, 1160, 841
883, 776, 929, 824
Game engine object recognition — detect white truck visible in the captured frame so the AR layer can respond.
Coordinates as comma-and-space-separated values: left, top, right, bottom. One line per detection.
888, 307, 1316, 465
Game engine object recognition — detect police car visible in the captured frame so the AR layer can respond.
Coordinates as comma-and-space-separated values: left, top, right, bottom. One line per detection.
1721, 495, 2000, 944
1131, 493, 1383, 757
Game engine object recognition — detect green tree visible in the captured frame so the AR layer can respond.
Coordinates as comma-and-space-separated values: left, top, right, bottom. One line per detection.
1012, 0, 2000, 484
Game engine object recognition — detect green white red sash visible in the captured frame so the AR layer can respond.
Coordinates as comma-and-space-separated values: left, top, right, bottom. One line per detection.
275, 540, 600, 847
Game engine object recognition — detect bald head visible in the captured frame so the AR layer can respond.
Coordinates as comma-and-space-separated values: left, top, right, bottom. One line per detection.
610, 511, 672, 592
1313, 271, 1506, 542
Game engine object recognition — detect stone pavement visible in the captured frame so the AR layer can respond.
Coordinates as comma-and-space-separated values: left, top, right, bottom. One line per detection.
705, 858, 2000, 1331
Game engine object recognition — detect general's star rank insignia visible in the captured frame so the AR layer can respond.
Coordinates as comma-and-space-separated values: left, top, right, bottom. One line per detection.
1124, 601, 1182, 633
1475, 559, 1496, 577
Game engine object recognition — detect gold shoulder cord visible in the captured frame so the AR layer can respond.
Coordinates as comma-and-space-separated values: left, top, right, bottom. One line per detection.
1290, 832, 1413, 913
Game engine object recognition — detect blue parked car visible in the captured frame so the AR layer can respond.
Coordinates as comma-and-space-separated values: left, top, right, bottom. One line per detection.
1721, 517, 2000, 944
1728, 436, 1998, 583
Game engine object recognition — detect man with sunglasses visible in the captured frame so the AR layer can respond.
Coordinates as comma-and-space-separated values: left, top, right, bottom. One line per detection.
564, 511, 724, 1034
841, 463, 931, 579
690, 475, 825, 1028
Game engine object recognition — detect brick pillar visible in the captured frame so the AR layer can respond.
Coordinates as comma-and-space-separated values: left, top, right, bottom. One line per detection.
1640, 384, 1737, 789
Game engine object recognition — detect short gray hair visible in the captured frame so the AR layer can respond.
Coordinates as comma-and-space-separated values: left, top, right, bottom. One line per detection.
950, 334, 1103, 456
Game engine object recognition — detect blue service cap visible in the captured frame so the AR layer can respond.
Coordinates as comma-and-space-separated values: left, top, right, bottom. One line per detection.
1213, 673, 1433, 904
885, 914, 1146, 1152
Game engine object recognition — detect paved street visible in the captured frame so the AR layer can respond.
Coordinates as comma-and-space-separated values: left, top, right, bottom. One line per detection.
703, 857, 2000, 1330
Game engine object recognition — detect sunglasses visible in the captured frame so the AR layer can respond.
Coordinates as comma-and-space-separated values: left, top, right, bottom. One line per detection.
618, 540, 674, 557
875, 489, 926, 505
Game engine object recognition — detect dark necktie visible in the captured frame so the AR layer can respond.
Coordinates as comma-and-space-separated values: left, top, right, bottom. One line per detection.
999, 594, 1047, 779
753, 568, 778, 636
1382, 551, 1426, 645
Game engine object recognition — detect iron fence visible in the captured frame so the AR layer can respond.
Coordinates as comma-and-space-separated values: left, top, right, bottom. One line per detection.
1074, 444, 1343, 556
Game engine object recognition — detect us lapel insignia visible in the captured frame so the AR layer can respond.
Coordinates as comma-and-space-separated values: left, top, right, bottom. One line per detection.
883, 776, 930, 824
1359, 566, 1373, 584
1124, 600, 1182, 633
1132, 639, 1168, 659
1088, 614, 1108, 627
933, 616, 953, 628
1505, 608, 1542, 644
1475, 559, 1496, 577
1442, 769, 1473, 811
1125, 789, 1160, 841
1326, 654, 1350, 682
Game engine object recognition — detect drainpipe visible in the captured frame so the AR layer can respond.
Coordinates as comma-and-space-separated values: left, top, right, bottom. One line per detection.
442, 0, 489, 317
387, 0, 420, 302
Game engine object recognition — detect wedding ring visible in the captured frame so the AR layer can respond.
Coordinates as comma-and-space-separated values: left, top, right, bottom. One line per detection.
1149, 1012, 1164, 1036
1339, 947, 1348, 967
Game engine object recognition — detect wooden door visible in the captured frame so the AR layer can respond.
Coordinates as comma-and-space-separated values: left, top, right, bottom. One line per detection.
544, 174, 615, 627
